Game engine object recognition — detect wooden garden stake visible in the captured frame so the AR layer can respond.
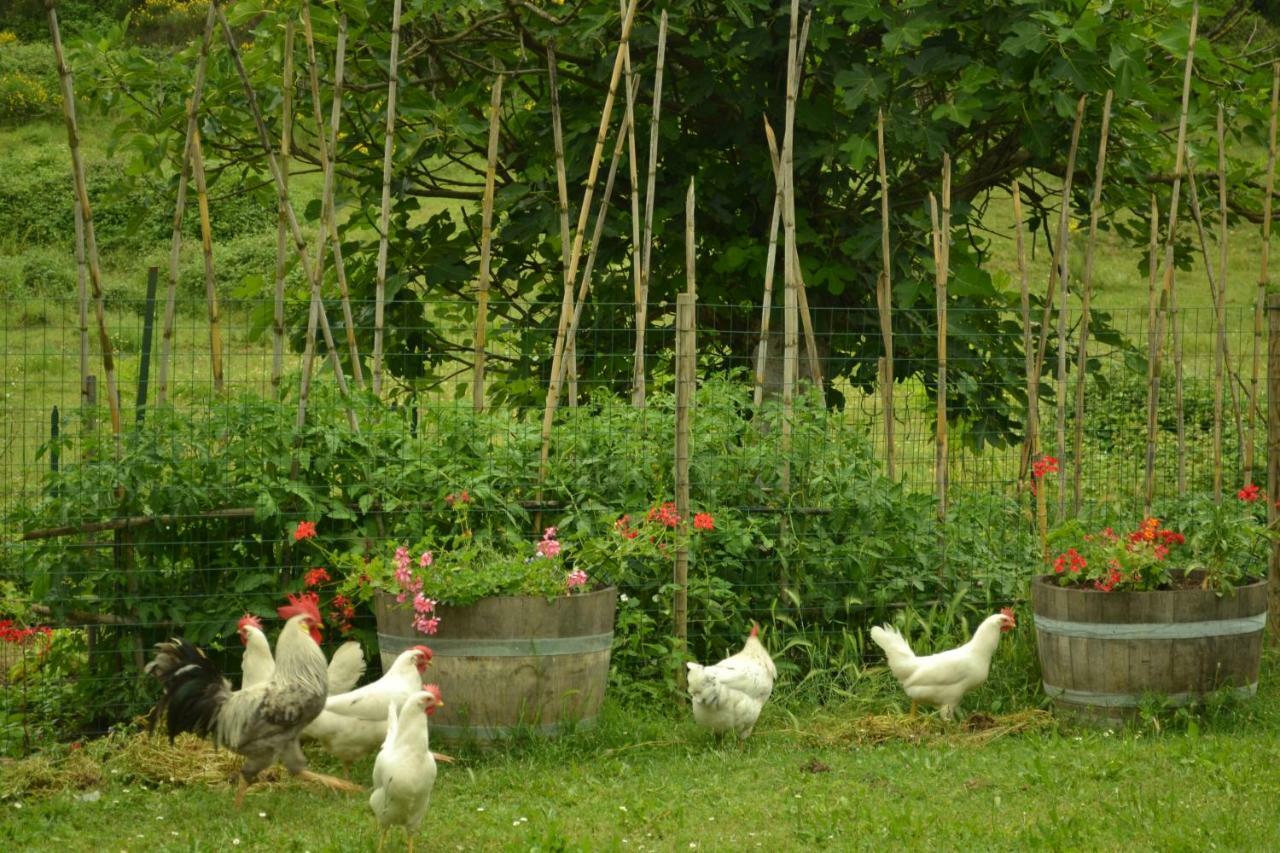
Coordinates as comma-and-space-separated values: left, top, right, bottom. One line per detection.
272, 14, 295, 397
553, 78, 641, 379
673, 292, 696, 690
213, 2, 358, 433
473, 73, 504, 413
619, 0, 644, 406
1071, 90, 1112, 513
930, 154, 952, 525
1171, 240, 1187, 496
48, 0, 123, 449
301, 5, 362, 389
538, 0, 641, 486
546, 46, 578, 413
1267, 294, 1280, 635
685, 178, 696, 298
1250, 63, 1280, 486
877, 109, 896, 479
1014, 183, 1046, 559
1031, 96, 1087, 408
1188, 168, 1245, 500
779, 0, 802, 494
1053, 94, 1087, 520
633, 10, 668, 408
73, 185, 89, 404
189, 127, 224, 393
754, 118, 784, 410
372, 0, 403, 397
1145, 1, 1198, 512
157, 1, 218, 406
754, 16, 811, 410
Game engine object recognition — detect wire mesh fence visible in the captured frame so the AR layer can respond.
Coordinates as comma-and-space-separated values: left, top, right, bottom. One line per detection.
0, 284, 1268, 750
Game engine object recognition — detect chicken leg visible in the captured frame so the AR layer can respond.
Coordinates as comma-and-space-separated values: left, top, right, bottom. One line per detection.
233, 775, 249, 810
296, 769, 363, 794
909, 699, 918, 718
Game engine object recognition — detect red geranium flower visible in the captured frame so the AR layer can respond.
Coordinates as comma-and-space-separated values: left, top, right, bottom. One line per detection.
693, 512, 715, 532
293, 520, 317, 541
1238, 483, 1261, 503
304, 567, 331, 587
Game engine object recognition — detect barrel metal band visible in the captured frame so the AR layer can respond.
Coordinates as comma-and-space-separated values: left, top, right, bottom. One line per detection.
1043, 682, 1258, 708
377, 631, 614, 658
1033, 613, 1266, 641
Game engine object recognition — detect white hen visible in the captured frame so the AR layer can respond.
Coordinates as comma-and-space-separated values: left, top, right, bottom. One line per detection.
370, 686, 443, 853
685, 622, 776, 739
304, 645, 436, 775
869, 609, 1017, 720
238, 610, 366, 695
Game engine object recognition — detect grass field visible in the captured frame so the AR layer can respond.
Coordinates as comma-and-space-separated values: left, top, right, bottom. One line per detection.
3, 647, 1280, 851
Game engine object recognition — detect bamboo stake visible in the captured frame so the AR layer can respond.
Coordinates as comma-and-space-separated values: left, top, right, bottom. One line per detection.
1071, 90, 1112, 513
157, 1, 218, 406
547, 45, 576, 415
754, 118, 784, 410
1172, 237, 1187, 496
1213, 107, 1229, 500
876, 109, 895, 479
554, 79, 640, 377
685, 178, 695, 297
779, 0, 802, 494
673, 292, 695, 690
539, 0, 641, 485
189, 127, 224, 394
48, 0, 122, 447
318, 12, 363, 389
620, 0, 644, 403
1144, 1, 1199, 512
931, 154, 952, 524
754, 16, 811, 411
73, 185, 89, 404
1054, 94, 1087, 520
372, 0, 403, 397
213, 2, 357, 432
1021, 95, 1088, 486
633, 10, 668, 408
1014, 182, 1044, 556
301, 5, 362, 390
1249, 62, 1280, 486
272, 15, 295, 397
473, 73, 504, 413
1188, 168, 1245, 500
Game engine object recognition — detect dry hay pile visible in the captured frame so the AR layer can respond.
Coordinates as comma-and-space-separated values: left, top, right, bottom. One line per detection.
0, 728, 262, 800
800, 709, 1054, 748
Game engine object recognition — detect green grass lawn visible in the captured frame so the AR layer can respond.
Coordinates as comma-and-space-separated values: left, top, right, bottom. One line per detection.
4, 649, 1280, 852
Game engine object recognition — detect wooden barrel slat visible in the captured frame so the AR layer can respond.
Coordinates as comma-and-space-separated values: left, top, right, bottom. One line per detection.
1032, 575, 1266, 722
374, 587, 617, 744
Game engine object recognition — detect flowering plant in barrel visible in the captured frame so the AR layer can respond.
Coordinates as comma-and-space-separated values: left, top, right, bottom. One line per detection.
1046, 486, 1271, 595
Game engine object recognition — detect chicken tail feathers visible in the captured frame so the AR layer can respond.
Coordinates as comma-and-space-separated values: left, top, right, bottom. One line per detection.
869, 624, 916, 674
145, 638, 230, 743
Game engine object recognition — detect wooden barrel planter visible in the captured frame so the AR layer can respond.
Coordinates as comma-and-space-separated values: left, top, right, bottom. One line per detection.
373, 587, 617, 744
1031, 574, 1267, 722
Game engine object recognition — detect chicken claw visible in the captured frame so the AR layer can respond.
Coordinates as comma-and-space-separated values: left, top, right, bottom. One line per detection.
296, 769, 363, 794
431, 751, 456, 765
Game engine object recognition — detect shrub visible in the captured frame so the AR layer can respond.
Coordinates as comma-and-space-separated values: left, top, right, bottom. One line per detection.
0, 69, 57, 121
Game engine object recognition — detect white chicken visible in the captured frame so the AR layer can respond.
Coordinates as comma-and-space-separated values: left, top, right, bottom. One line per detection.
236, 613, 274, 690
869, 608, 1017, 720
304, 645, 444, 775
276, 595, 368, 695
685, 622, 776, 739
369, 686, 443, 853
146, 603, 360, 808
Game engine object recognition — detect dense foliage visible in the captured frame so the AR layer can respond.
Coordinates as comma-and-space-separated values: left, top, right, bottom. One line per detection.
3, 379, 1035, 732
73, 1, 1277, 440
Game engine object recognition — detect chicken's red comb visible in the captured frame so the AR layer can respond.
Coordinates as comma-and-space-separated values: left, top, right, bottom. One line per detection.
277, 591, 322, 623
749, 621, 760, 639
237, 613, 263, 633
1001, 606, 1017, 622
413, 644, 434, 661
423, 683, 443, 703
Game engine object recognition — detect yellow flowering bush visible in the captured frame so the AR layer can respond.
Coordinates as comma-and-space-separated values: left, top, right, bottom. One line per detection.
0, 71, 56, 121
